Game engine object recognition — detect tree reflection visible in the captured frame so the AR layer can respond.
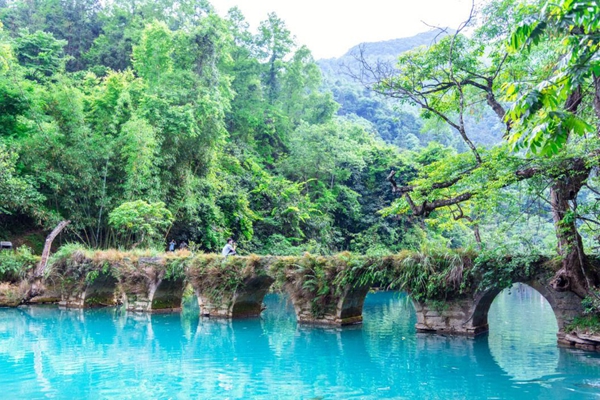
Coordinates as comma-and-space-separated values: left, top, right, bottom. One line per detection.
488, 283, 559, 381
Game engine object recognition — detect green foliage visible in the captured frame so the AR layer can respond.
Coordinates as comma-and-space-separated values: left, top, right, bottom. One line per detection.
581, 290, 600, 317
0, 246, 37, 282
471, 250, 552, 293
0, 144, 44, 215
0, 0, 418, 255
108, 200, 173, 248
505, 0, 600, 155
380, 249, 474, 302
15, 30, 67, 81
3, 0, 599, 301
164, 254, 189, 280
565, 315, 600, 334
132, 21, 173, 84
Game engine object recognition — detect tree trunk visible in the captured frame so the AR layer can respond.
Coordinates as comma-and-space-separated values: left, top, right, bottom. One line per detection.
22, 220, 71, 302
594, 73, 600, 123
549, 164, 598, 298
35, 220, 70, 278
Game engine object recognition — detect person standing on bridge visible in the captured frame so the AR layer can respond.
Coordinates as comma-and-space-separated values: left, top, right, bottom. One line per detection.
222, 238, 237, 257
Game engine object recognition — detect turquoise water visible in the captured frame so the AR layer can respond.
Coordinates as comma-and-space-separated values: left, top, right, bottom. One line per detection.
1, 286, 600, 399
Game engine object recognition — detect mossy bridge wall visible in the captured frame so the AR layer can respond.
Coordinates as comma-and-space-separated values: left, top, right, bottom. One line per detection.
20, 250, 589, 349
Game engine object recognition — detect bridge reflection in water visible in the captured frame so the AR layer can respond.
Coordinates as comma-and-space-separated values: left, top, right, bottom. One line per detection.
1, 289, 599, 398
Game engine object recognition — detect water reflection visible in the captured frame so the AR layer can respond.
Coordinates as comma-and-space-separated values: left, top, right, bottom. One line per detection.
488, 283, 559, 382
0, 290, 599, 398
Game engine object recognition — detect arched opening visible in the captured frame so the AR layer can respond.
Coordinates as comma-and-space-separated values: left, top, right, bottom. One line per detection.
83, 273, 119, 307
338, 285, 371, 325
261, 291, 295, 322
231, 275, 274, 318
487, 283, 559, 380
151, 277, 186, 312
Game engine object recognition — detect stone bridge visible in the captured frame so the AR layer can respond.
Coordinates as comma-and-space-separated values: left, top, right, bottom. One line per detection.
32, 251, 592, 350
412, 275, 582, 347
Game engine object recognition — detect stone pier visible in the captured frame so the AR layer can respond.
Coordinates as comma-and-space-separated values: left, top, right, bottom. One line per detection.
286, 284, 371, 326
119, 257, 186, 312
413, 297, 488, 336
193, 275, 275, 318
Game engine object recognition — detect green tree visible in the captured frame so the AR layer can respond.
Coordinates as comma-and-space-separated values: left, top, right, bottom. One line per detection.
0, 143, 43, 215
363, 0, 600, 297
108, 200, 173, 248
14, 30, 67, 81
502, 0, 600, 296
0, 0, 102, 71
255, 12, 294, 104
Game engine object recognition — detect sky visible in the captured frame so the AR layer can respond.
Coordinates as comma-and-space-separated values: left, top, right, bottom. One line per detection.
209, 0, 481, 59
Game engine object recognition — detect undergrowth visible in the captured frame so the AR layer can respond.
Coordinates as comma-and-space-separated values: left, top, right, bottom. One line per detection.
0, 247, 38, 283
565, 315, 600, 334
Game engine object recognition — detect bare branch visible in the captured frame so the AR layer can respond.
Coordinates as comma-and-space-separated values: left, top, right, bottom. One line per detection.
36, 220, 71, 277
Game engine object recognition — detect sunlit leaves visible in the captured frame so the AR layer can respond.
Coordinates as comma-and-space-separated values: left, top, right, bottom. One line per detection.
119, 116, 159, 200
108, 200, 173, 247
505, 0, 600, 155
132, 21, 173, 84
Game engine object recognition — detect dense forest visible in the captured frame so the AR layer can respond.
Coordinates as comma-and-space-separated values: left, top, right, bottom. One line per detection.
0, 0, 417, 255
0, 0, 600, 300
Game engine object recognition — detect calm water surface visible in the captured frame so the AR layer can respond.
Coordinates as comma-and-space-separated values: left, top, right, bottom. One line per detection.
1, 285, 600, 399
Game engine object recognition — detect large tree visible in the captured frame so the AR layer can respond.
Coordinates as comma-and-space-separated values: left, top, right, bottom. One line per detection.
363, 0, 600, 297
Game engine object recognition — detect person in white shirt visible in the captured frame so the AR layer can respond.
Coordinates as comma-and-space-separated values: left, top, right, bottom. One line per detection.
221, 238, 237, 257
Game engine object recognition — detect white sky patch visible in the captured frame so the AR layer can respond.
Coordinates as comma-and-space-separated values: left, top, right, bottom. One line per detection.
210, 0, 481, 59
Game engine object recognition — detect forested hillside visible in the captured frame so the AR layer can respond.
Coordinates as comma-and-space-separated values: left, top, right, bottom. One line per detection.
0, 0, 424, 255
319, 30, 505, 151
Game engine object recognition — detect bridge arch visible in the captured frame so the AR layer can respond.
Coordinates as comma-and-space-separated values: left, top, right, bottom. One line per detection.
59, 271, 119, 308
231, 275, 275, 318
82, 272, 119, 307
412, 275, 583, 337
471, 278, 581, 333
150, 276, 187, 312
193, 274, 275, 318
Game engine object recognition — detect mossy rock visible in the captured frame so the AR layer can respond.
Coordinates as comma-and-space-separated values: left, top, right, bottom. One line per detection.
0, 283, 23, 307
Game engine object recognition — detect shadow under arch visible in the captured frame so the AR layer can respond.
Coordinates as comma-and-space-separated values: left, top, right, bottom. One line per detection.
231, 275, 275, 318
471, 279, 580, 333
83, 272, 119, 307
151, 277, 187, 312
